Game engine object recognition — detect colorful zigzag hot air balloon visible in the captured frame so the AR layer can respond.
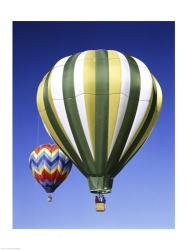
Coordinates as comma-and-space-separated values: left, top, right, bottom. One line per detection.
29, 144, 72, 202
36, 49, 162, 210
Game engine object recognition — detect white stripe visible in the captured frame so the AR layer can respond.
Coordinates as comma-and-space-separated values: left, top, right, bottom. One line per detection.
108, 52, 131, 158
52, 99, 82, 159
119, 57, 153, 160
49, 63, 82, 159
53, 55, 71, 68
74, 52, 94, 159
50, 56, 70, 100
132, 56, 153, 101
119, 53, 131, 96
74, 52, 86, 96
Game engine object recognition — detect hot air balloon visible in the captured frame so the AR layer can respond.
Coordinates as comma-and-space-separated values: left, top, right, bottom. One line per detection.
29, 144, 72, 202
37, 49, 162, 210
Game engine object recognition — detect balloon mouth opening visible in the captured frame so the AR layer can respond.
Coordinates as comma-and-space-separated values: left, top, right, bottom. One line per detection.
90, 189, 111, 194
88, 176, 113, 194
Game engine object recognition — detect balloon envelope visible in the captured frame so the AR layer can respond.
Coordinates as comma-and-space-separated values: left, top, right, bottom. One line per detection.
37, 49, 162, 194
29, 144, 72, 193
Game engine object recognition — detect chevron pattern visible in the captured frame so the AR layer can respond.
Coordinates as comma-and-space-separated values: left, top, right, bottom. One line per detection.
29, 144, 72, 193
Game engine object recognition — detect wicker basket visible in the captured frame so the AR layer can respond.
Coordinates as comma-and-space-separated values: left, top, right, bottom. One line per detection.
96, 202, 106, 212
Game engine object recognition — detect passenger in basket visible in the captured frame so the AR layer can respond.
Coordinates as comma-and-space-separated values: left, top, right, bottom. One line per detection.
95, 195, 100, 203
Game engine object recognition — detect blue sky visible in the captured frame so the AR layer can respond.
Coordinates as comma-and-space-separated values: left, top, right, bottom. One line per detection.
13, 21, 175, 229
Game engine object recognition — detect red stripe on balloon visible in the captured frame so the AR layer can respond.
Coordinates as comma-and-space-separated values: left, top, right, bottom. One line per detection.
33, 169, 67, 182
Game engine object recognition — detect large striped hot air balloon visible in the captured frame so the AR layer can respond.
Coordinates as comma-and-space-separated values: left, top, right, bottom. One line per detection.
37, 49, 162, 199
29, 144, 72, 202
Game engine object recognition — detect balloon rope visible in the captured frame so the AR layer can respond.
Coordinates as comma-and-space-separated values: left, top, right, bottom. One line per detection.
36, 115, 40, 146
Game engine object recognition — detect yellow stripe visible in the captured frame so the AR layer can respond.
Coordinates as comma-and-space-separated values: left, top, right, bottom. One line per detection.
83, 50, 96, 158
125, 75, 162, 163
107, 50, 121, 157
37, 74, 48, 113
31, 148, 63, 159
153, 76, 162, 112
37, 74, 73, 162
32, 165, 68, 176
32, 168, 35, 176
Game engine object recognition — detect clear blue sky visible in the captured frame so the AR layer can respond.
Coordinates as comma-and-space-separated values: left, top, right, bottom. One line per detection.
13, 21, 175, 229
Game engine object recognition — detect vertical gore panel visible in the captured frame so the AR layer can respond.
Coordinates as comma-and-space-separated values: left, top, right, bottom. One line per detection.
107, 50, 121, 157
83, 50, 96, 158
95, 50, 109, 175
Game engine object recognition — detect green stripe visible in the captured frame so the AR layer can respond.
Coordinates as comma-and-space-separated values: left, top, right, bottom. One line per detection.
43, 71, 88, 177
95, 50, 109, 176
106, 55, 141, 173
63, 53, 95, 175
112, 77, 158, 177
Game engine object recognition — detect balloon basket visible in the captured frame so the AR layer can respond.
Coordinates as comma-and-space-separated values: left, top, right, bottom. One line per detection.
96, 202, 106, 212
47, 195, 52, 202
